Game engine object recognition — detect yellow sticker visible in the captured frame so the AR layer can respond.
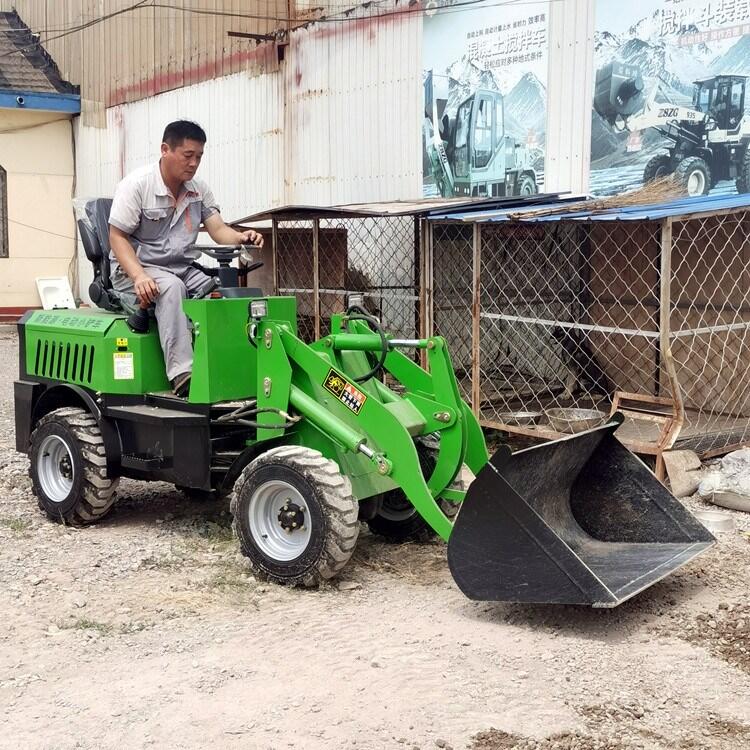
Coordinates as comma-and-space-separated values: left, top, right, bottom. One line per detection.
116, 337, 129, 348
323, 368, 367, 414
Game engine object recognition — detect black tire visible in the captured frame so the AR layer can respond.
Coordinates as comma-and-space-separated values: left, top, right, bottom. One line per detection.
518, 174, 537, 196
366, 437, 456, 543
675, 156, 711, 196
643, 154, 673, 183
736, 148, 750, 194
29, 407, 118, 526
230, 446, 359, 586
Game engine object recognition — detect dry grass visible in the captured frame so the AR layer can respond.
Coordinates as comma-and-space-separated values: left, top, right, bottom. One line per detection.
509, 176, 685, 220
351, 534, 449, 586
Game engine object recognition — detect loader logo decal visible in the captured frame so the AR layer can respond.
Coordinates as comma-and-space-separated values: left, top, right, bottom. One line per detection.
323, 368, 367, 414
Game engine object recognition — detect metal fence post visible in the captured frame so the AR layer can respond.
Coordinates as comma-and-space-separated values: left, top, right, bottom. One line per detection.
659, 216, 685, 440
313, 218, 320, 340
418, 217, 428, 369
471, 222, 481, 416
271, 218, 279, 295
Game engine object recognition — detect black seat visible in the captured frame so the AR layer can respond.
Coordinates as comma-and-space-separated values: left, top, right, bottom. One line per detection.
77, 198, 126, 313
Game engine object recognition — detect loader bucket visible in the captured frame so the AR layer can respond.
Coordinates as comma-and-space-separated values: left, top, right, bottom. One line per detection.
447, 417, 715, 607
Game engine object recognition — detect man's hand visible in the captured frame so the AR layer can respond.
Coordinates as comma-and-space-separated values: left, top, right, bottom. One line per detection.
237, 228, 264, 248
134, 272, 159, 305
204, 213, 264, 248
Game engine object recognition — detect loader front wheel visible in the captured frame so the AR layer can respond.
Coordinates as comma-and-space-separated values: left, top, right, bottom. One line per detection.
675, 156, 710, 196
29, 407, 118, 526
231, 446, 359, 587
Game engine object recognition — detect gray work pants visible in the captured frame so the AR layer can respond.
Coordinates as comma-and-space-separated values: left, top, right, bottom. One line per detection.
112, 264, 210, 381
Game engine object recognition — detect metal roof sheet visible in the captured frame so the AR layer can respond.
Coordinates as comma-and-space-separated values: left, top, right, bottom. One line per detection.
235, 193, 569, 223
426, 192, 750, 223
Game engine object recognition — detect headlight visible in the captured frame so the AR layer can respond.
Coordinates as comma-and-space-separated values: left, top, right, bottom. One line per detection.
250, 300, 268, 319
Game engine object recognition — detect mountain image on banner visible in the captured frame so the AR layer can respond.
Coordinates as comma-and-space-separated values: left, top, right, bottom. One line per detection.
710, 34, 750, 74
444, 57, 547, 143
505, 72, 547, 144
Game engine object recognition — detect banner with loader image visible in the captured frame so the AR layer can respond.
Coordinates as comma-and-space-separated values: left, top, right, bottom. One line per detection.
421, 0, 548, 199
591, 0, 750, 198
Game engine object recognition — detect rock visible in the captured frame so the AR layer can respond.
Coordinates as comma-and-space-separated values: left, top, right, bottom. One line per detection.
699, 448, 750, 509
663, 450, 702, 497
338, 581, 362, 591
370, 660, 382, 668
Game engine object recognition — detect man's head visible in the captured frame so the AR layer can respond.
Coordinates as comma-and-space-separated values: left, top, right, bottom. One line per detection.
160, 120, 206, 185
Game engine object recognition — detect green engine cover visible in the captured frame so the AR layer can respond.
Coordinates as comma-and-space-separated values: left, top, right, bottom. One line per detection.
23, 297, 299, 403
23, 309, 169, 394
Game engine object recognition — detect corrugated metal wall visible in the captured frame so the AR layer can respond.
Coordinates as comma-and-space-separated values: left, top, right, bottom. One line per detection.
74, 70, 286, 297
72, 8, 422, 299
0, 0, 285, 121
284, 9, 422, 204
545, 0, 595, 194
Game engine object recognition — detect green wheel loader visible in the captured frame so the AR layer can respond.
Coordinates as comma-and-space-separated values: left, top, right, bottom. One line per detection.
13, 200, 714, 607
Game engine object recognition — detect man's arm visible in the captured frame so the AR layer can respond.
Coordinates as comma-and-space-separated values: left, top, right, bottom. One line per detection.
203, 213, 264, 247
109, 226, 160, 304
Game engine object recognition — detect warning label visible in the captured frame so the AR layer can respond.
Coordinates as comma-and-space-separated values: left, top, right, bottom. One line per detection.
323, 368, 367, 414
113, 352, 135, 380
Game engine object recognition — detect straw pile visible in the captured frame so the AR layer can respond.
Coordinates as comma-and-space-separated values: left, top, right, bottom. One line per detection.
508, 176, 685, 221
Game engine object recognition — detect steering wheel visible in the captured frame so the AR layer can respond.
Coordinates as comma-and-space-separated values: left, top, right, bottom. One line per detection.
189, 244, 246, 260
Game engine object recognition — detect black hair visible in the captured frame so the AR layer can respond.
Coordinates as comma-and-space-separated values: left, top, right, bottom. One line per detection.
162, 120, 206, 148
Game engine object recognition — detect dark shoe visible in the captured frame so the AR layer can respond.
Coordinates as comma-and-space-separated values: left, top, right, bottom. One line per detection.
171, 372, 191, 397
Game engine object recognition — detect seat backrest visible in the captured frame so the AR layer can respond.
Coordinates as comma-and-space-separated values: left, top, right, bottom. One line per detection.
77, 198, 114, 285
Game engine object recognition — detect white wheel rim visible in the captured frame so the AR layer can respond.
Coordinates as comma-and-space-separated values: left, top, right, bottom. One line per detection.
687, 169, 706, 195
248, 480, 312, 561
521, 181, 534, 195
37, 435, 74, 502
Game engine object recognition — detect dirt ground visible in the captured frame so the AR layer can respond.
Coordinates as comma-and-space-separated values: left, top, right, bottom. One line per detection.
1, 325, 749, 750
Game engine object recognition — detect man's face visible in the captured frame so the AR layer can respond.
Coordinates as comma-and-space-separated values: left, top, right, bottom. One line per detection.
160, 138, 204, 184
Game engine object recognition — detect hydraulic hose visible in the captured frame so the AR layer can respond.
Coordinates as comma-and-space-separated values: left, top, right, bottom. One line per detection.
346, 305, 388, 383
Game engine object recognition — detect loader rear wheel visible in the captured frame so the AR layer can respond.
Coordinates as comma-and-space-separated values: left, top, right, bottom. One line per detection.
735, 148, 750, 193
366, 438, 456, 543
231, 446, 359, 587
518, 174, 537, 196
29, 407, 118, 526
675, 156, 710, 196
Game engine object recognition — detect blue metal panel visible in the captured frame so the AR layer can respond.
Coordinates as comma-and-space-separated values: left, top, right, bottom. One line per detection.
0, 90, 80, 113
427, 193, 750, 223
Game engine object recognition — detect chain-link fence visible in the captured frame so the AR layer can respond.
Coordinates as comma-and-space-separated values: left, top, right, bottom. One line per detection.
272, 215, 422, 344
266, 205, 750, 466
429, 210, 750, 465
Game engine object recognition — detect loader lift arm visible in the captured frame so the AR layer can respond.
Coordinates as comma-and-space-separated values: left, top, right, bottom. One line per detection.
251, 312, 487, 541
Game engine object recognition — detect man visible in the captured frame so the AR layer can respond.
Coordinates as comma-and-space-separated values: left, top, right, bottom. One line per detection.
108, 120, 262, 396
